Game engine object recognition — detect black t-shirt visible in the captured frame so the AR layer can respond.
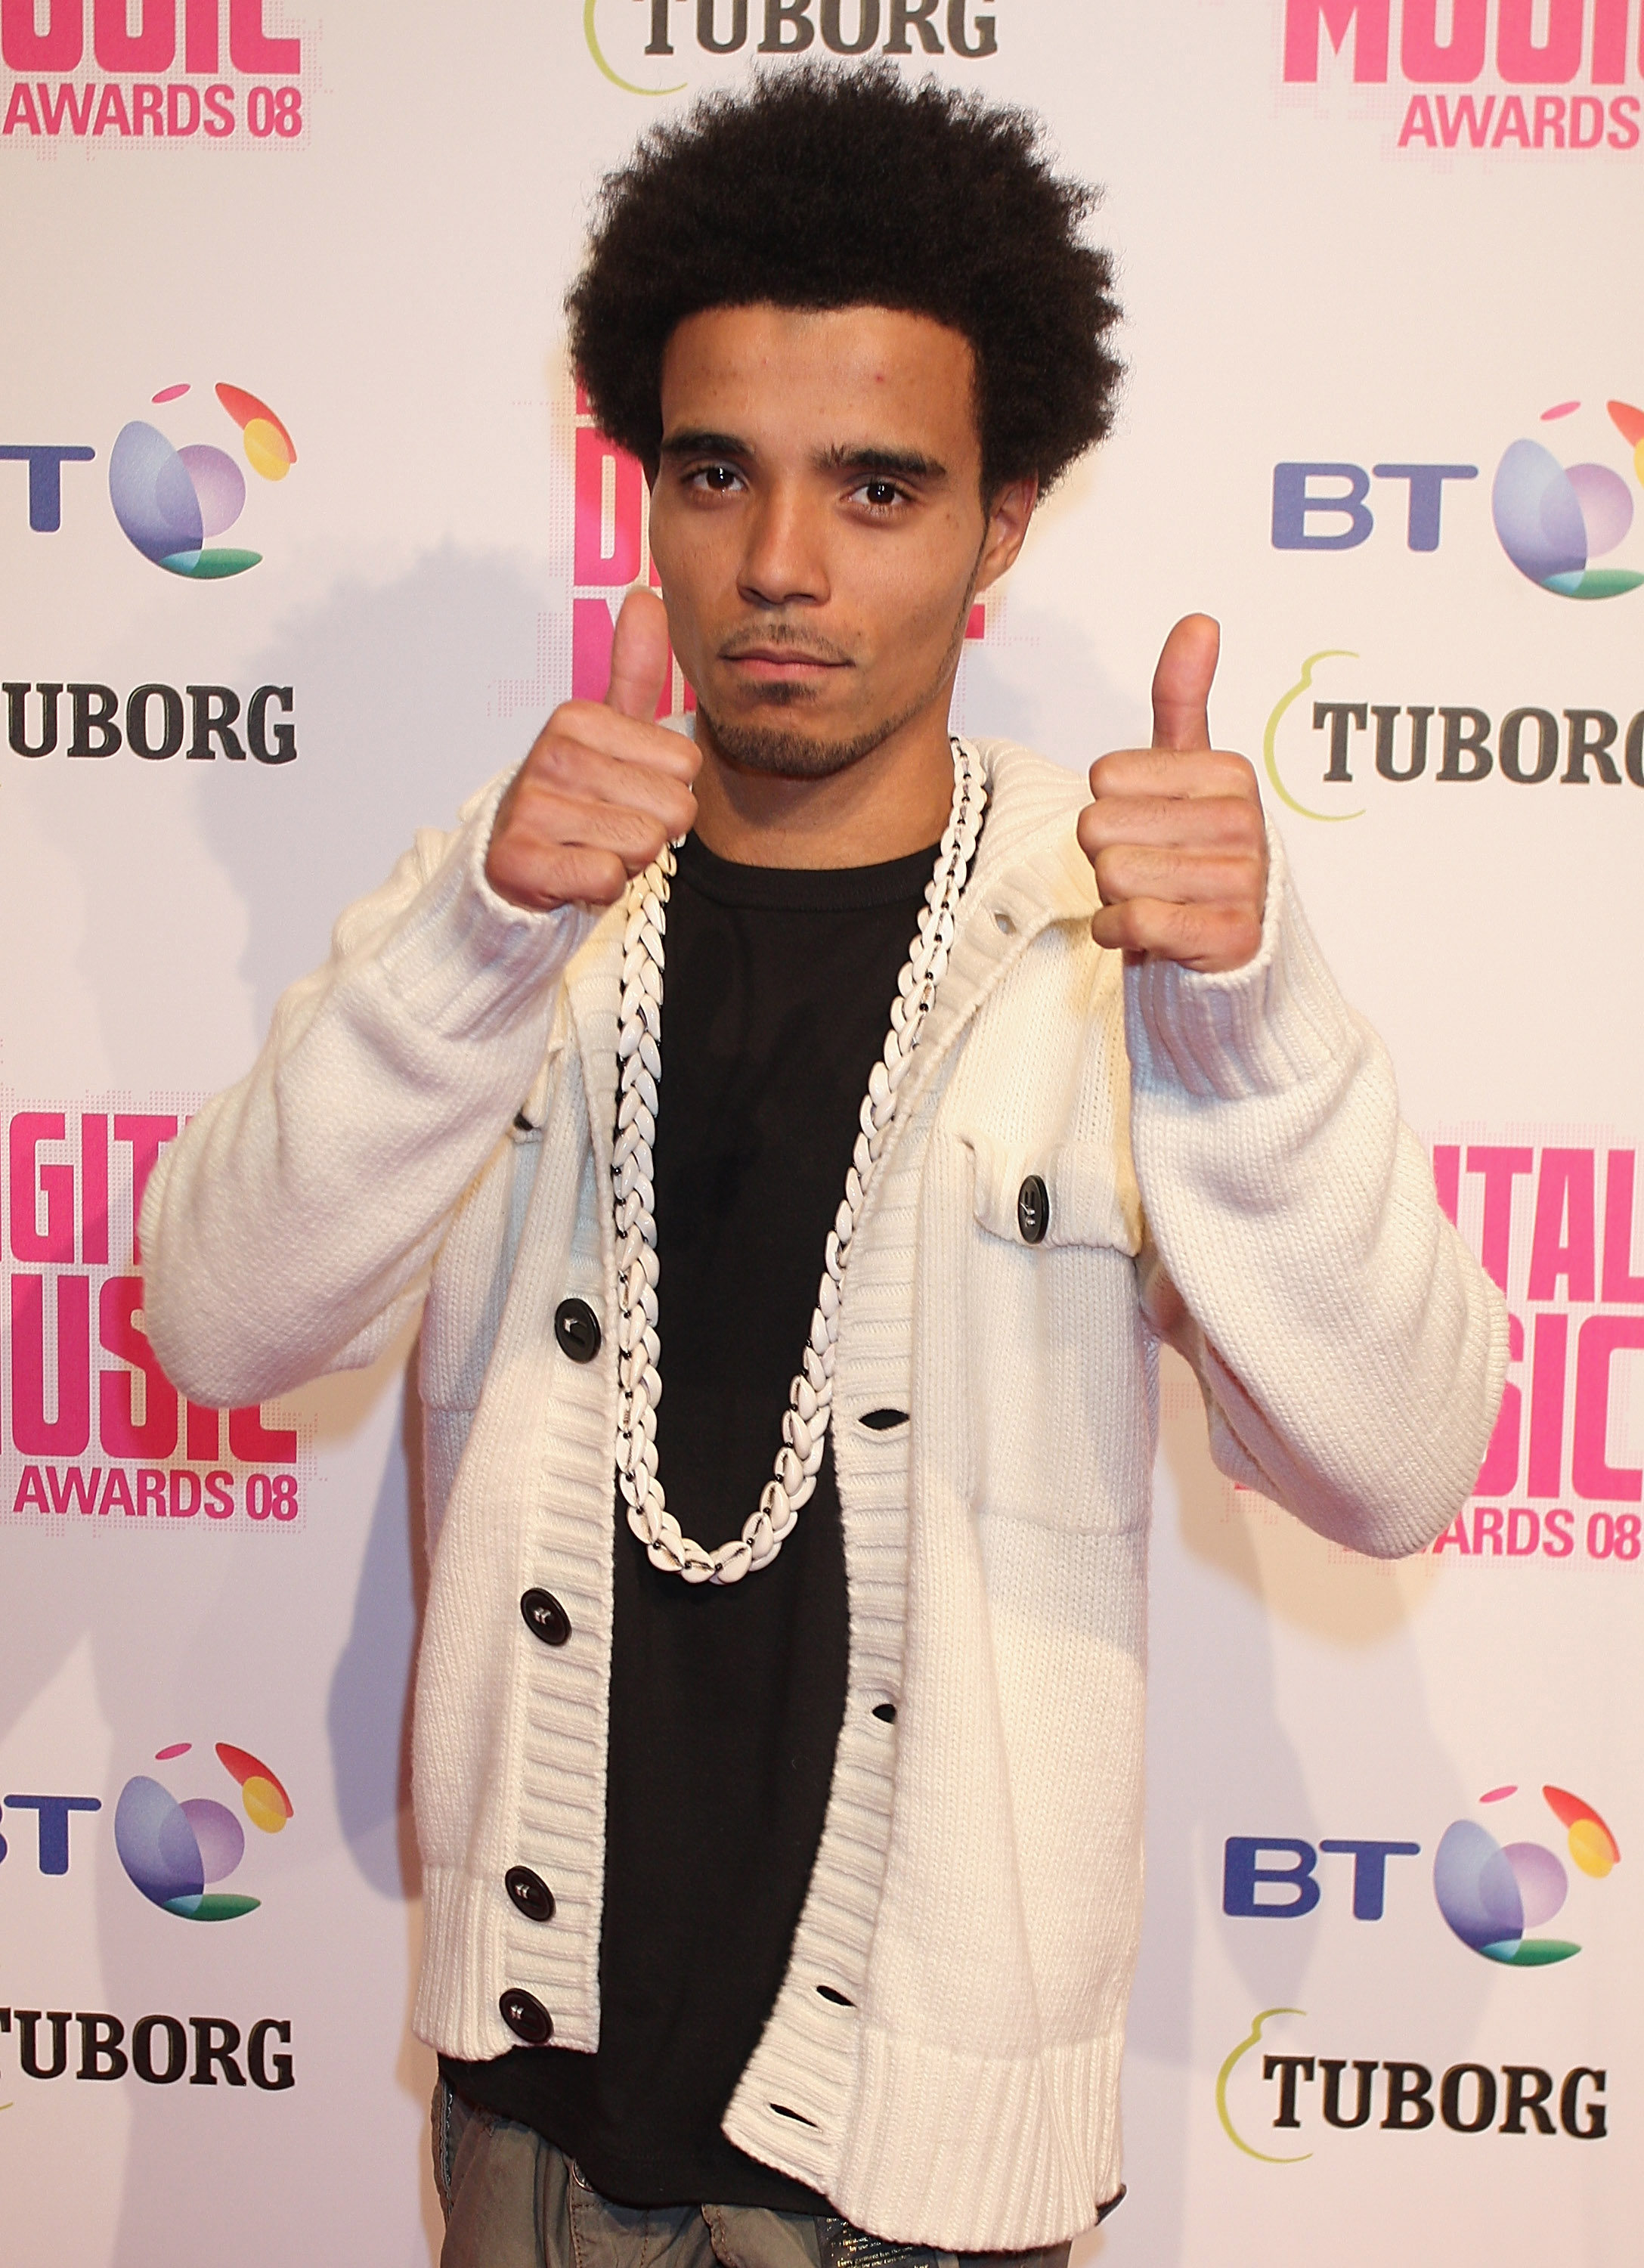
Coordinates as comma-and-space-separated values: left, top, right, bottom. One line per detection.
443, 830, 938, 2208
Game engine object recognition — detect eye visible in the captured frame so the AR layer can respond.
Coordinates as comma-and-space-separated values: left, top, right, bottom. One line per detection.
856, 478, 908, 512
686, 461, 742, 494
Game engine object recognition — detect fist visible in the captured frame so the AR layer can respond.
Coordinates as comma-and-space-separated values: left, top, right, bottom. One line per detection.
1076, 615, 1268, 974
487, 588, 700, 913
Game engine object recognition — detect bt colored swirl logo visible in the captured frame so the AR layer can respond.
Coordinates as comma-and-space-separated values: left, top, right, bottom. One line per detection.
1434, 1783, 1619, 1967
108, 380, 297, 581
1493, 397, 1644, 601
114, 1741, 293, 1922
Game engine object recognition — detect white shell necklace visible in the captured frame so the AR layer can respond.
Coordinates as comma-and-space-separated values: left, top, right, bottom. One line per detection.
611, 736, 986, 1585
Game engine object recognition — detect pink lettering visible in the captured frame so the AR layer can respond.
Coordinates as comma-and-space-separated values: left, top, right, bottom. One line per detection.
574, 429, 643, 587
1497, 0, 1583, 84
0, 0, 82, 71
46, 1464, 102, 1516
1528, 1310, 1568, 1498
12, 1464, 49, 1516
1528, 1148, 1595, 1303
1472, 1504, 1505, 1554
228, 1404, 297, 1464
1603, 1152, 1644, 1303
1437, 93, 1495, 145
1283, 0, 1389, 82
1573, 1313, 1644, 1503
184, 0, 217, 70
2, 79, 41, 133
38, 79, 95, 135
93, 0, 174, 72
1475, 1312, 1525, 1495
1398, 92, 1438, 143
113, 1114, 178, 1265
229, 0, 300, 72
98, 1275, 179, 1460
11, 1274, 91, 1458
1534, 93, 1568, 144
9, 1112, 74, 1264
1402, 0, 1485, 82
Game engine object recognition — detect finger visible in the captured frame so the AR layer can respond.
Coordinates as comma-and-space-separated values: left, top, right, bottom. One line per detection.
531, 702, 701, 782
489, 843, 632, 916
1078, 786, 1265, 865
520, 737, 699, 839
1087, 747, 1256, 805
1090, 896, 1262, 974
606, 587, 673, 723
1150, 613, 1221, 754
1088, 844, 1265, 911
500, 786, 676, 877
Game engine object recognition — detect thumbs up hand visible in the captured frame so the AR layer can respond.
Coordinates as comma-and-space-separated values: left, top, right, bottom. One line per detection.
1076, 615, 1268, 973
487, 587, 700, 912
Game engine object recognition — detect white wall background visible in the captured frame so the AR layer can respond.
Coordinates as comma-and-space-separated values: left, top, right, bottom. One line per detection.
2, 2, 1639, 2260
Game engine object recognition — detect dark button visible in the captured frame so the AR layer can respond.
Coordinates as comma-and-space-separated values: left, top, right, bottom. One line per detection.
499, 1988, 553, 2045
512, 1110, 534, 1132
506, 1866, 556, 1923
520, 1588, 571, 1647
554, 1297, 601, 1362
872, 1701, 896, 1724
860, 1408, 909, 1432
1017, 1173, 1050, 1244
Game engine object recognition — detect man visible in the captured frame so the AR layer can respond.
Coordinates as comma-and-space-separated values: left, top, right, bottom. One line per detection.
143, 64, 1504, 2268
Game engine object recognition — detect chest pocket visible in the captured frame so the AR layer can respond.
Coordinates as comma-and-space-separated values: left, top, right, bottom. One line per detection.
964, 1130, 1142, 1257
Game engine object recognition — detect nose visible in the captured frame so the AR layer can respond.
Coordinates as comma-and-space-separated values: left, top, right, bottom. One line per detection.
737, 481, 830, 611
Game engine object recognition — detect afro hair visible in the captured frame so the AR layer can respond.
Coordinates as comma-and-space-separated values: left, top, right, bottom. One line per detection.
566, 64, 1122, 499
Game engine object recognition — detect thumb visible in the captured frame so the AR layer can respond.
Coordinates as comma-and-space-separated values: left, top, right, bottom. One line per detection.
1150, 613, 1220, 753
605, 587, 673, 722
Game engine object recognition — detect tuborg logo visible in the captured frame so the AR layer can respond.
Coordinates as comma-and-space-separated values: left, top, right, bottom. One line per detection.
1434, 1783, 1620, 1966
1494, 397, 1644, 601
109, 380, 296, 580
585, 0, 1002, 97
113, 1740, 293, 1921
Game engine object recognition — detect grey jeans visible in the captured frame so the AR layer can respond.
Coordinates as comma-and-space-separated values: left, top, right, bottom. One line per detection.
431, 2082, 1076, 2268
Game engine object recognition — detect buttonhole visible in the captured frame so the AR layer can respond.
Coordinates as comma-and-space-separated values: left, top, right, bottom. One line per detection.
993, 909, 1016, 934
770, 2103, 819, 2127
816, 1985, 854, 2007
872, 1702, 896, 1724
512, 1111, 534, 1132
859, 1408, 909, 1432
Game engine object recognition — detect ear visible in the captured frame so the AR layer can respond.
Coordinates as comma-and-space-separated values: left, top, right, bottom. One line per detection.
974, 476, 1038, 595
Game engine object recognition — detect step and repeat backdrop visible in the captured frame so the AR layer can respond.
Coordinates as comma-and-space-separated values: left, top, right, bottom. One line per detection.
2, 2, 1640, 2262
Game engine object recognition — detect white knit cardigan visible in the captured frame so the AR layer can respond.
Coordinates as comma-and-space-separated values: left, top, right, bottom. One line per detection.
143, 742, 1506, 2251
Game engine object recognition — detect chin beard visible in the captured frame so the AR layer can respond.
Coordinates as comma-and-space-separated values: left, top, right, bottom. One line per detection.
696, 689, 931, 782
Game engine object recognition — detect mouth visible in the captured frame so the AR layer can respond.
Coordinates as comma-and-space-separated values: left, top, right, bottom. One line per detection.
719, 639, 851, 686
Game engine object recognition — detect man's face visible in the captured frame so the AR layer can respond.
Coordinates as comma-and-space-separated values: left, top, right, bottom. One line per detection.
647, 303, 1031, 779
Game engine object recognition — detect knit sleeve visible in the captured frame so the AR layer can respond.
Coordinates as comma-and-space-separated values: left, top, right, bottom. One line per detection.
1123, 824, 1508, 1558
140, 770, 597, 1408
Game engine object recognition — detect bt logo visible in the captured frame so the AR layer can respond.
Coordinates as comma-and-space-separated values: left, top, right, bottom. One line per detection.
0, 1793, 102, 1873
1434, 1783, 1620, 1966
114, 1741, 293, 1921
1, 377, 296, 578
1224, 1781, 1620, 1965
110, 380, 296, 578
1273, 392, 1644, 600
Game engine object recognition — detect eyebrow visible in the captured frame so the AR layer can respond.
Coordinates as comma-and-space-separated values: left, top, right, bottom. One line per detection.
658, 429, 947, 482
819, 443, 947, 481
658, 428, 748, 460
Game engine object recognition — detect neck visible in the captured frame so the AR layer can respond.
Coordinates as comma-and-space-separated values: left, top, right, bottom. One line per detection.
689, 703, 958, 869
